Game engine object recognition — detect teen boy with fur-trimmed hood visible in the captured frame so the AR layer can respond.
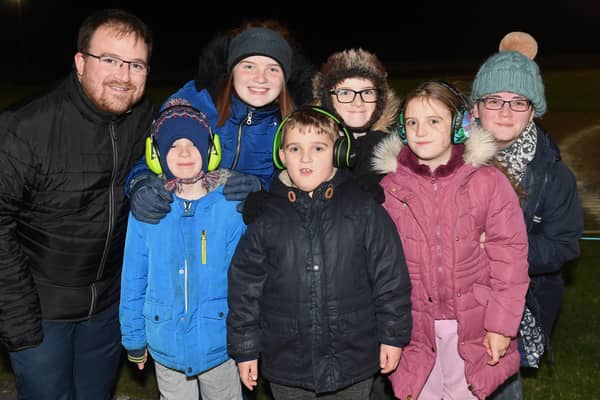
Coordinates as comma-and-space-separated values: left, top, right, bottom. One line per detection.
312, 48, 400, 202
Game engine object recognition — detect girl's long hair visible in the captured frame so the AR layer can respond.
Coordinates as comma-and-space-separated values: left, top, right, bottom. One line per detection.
215, 19, 296, 127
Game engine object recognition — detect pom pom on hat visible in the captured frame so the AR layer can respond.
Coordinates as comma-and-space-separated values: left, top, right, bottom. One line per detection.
152, 100, 212, 178
471, 31, 547, 117
499, 31, 538, 59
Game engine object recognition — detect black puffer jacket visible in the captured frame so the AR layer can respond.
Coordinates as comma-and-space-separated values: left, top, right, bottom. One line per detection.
0, 71, 155, 351
227, 169, 412, 393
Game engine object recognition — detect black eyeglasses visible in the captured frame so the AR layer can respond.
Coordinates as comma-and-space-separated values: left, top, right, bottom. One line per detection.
81, 51, 150, 75
329, 88, 378, 103
479, 97, 532, 112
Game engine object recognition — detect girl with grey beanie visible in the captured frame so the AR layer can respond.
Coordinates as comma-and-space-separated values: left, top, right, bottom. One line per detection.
473, 32, 583, 400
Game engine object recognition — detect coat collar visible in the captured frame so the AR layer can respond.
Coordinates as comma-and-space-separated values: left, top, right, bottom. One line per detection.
68, 70, 131, 124
371, 124, 498, 175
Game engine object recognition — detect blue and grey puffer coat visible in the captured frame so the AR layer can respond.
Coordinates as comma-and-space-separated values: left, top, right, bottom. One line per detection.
120, 171, 245, 376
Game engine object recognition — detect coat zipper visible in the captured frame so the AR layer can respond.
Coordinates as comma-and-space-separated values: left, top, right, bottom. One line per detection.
201, 230, 207, 265
184, 258, 189, 313
232, 110, 253, 169
91, 121, 117, 316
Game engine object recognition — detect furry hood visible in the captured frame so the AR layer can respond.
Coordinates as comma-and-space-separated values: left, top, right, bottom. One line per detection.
371, 124, 498, 175
312, 48, 399, 133
194, 32, 315, 106
206, 168, 232, 192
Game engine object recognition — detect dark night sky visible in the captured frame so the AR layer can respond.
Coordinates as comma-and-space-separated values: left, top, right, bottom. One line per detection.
1, 1, 599, 85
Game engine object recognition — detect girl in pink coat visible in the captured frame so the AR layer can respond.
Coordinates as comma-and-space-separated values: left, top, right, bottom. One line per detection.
372, 81, 529, 400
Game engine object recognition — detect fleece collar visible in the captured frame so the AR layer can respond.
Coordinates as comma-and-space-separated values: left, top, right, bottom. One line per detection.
371, 124, 498, 175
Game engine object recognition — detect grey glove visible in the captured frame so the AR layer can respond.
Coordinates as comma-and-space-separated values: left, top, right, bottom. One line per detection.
129, 171, 173, 224
223, 171, 262, 201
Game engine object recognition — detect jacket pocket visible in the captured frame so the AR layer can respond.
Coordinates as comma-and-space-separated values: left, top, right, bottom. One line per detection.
201, 298, 228, 356
143, 302, 174, 323
143, 302, 176, 359
472, 283, 491, 306
261, 313, 301, 371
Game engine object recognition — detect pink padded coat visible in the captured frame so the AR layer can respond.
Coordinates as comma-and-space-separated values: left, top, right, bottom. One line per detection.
372, 126, 529, 400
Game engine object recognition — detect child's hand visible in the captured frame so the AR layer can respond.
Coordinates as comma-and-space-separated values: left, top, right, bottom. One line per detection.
379, 344, 403, 374
137, 349, 148, 370
237, 359, 259, 391
483, 331, 511, 365
127, 348, 148, 370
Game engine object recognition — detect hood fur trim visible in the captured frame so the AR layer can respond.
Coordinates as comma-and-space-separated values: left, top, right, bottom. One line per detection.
206, 169, 233, 192
278, 169, 293, 187
371, 124, 497, 174
312, 48, 399, 133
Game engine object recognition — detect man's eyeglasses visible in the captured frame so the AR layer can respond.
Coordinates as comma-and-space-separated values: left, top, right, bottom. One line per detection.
81, 51, 150, 76
329, 88, 378, 103
479, 97, 532, 112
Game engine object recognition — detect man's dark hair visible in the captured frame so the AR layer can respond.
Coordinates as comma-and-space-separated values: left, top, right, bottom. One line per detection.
77, 9, 153, 60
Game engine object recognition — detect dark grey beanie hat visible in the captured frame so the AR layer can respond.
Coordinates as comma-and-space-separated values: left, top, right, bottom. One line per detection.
226, 27, 292, 81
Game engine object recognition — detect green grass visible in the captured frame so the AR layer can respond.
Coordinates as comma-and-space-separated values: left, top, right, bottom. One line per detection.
519, 240, 600, 399
3, 240, 596, 399
118, 241, 600, 399
0, 82, 176, 111
389, 68, 600, 113
3, 68, 600, 113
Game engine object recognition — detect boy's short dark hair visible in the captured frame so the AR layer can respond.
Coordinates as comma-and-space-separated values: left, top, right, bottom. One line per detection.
279, 108, 339, 146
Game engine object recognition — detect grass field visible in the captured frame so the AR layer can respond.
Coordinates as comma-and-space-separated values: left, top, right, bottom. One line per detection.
3, 241, 594, 399
2, 67, 600, 113
115, 241, 600, 399
1, 68, 599, 399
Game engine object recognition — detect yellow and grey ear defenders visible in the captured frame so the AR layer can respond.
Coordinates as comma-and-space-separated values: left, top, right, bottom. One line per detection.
272, 106, 355, 170
145, 105, 222, 175
399, 80, 472, 145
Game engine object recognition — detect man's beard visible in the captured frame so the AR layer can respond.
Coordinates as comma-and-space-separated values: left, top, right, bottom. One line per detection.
81, 78, 141, 115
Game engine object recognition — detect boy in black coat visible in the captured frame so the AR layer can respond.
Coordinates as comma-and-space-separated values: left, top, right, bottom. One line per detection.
227, 107, 412, 399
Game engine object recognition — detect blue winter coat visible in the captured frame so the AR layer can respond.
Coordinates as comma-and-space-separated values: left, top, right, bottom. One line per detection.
120, 180, 245, 376
168, 81, 281, 188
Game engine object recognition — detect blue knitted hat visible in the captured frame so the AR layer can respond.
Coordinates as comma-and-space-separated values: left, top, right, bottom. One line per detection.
471, 50, 547, 117
227, 27, 292, 81
152, 104, 212, 178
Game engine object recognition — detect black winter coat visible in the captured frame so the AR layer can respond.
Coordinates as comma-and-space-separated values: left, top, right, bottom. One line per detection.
521, 124, 583, 338
351, 130, 387, 203
0, 72, 155, 351
227, 169, 412, 393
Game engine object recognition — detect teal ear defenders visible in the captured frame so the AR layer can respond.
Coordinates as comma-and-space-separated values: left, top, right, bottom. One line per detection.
272, 106, 355, 170
145, 105, 222, 175
399, 80, 472, 145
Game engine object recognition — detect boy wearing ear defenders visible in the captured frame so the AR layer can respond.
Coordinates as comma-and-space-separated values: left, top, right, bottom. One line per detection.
226, 107, 412, 399
119, 101, 245, 400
